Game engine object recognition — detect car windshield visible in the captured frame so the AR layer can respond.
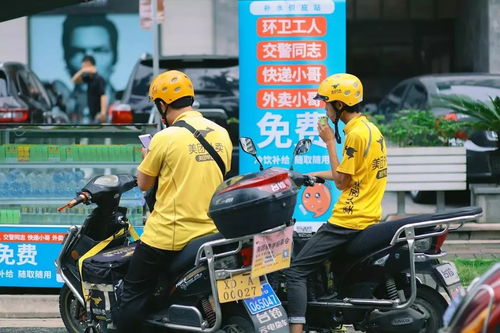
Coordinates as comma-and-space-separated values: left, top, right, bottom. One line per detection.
436, 79, 500, 102
131, 63, 239, 98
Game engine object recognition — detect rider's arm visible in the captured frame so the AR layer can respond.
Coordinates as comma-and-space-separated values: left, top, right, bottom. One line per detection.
325, 140, 351, 190
137, 134, 164, 191
137, 170, 156, 191
309, 170, 334, 180
317, 121, 352, 191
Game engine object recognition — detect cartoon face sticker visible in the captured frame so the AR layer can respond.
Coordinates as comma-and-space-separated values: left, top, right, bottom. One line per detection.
301, 183, 332, 217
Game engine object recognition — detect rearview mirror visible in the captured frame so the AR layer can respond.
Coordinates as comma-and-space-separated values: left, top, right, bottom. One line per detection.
239, 137, 257, 155
293, 139, 312, 156
239, 137, 264, 171
290, 139, 312, 170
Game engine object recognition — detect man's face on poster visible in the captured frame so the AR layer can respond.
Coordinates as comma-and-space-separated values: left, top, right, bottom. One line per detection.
67, 26, 115, 81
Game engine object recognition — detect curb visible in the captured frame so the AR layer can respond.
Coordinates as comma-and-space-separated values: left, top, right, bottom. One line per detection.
0, 295, 59, 319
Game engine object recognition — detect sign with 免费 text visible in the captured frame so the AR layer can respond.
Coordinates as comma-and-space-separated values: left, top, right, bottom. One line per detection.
239, 0, 346, 231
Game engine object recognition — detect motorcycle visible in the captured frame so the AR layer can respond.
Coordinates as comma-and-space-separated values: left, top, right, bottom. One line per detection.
235, 137, 483, 333
55, 140, 316, 333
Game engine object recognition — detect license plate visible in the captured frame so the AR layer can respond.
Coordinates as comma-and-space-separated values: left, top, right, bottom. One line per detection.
243, 283, 281, 315
436, 263, 461, 286
216, 272, 262, 303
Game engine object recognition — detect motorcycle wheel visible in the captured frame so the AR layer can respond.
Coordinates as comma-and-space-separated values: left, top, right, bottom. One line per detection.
411, 286, 448, 333
59, 284, 88, 333
216, 304, 254, 333
369, 286, 448, 333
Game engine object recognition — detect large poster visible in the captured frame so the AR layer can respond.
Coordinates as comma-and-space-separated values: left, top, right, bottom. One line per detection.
29, 14, 152, 122
238, 0, 346, 232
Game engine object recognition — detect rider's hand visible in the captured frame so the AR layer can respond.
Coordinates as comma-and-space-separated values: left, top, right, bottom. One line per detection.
141, 148, 149, 159
317, 118, 335, 144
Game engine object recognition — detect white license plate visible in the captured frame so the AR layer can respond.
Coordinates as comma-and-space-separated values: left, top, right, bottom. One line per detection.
436, 263, 461, 286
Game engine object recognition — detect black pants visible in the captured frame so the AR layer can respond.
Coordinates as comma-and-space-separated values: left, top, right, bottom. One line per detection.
286, 223, 360, 324
117, 241, 177, 333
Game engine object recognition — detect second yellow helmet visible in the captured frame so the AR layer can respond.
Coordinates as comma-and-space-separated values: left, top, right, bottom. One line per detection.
149, 70, 194, 104
314, 73, 363, 106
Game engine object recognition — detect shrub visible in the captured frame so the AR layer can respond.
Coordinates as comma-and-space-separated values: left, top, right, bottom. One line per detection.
369, 109, 466, 147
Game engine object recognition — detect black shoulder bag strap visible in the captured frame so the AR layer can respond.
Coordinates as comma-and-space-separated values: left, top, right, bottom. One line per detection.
144, 120, 226, 214
174, 120, 226, 176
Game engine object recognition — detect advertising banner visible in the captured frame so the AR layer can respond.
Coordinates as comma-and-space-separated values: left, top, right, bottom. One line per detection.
238, 0, 346, 232
0, 226, 67, 287
29, 14, 152, 122
0, 226, 143, 287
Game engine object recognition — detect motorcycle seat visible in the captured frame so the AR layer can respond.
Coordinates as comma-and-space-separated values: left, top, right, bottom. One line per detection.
168, 232, 223, 274
344, 206, 482, 258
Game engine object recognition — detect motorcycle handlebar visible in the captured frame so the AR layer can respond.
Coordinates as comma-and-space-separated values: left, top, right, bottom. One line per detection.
314, 176, 326, 184
289, 172, 326, 187
57, 192, 90, 212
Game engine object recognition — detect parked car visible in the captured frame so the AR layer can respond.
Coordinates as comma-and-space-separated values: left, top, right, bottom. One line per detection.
372, 73, 500, 202
110, 54, 240, 177
0, 62, 68, 123
112, 54, 239, 123
440, 263, 500, 333
42, 79, 73, 115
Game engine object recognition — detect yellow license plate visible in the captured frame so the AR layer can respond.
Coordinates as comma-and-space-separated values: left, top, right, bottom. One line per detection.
216, 272, 262, 303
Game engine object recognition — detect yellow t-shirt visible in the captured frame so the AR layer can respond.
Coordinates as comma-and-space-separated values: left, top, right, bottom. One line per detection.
328, 115, 387, 230
138, 111, 232, 251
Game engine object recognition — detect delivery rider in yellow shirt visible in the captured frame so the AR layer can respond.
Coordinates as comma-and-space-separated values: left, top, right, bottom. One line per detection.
118, 70, 232, 333
287, 74, 387, 332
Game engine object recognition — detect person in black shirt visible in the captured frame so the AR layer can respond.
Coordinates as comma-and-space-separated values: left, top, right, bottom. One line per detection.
71, 55, 107, 123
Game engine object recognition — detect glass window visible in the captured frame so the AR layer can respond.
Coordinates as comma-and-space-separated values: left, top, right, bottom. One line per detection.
0, 72, 8, 97
16, 70, 51, 109
131, 63, 239, 99
378, 82, 408, 116
16, 71, 30, 96
403, 83, 427, 110
437, 79, 500, 102
28, 72, 52, 109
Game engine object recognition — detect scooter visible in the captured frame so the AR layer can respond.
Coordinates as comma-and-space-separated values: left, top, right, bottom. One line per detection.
55, 140, 317, 333
234, 137, 483, 333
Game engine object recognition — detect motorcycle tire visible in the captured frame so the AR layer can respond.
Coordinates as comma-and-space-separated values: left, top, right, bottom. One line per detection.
410, 286, 448, 333
371, 286, 448, 333
216, 303, 254, 333
59, 284, 88, 333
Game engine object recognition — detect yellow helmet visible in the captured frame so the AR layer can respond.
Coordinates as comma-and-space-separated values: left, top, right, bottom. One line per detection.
314, 73, 363, 106
148, 70, 194, 104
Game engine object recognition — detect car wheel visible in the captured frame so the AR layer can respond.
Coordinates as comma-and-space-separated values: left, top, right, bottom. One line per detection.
409, 191, 436, 204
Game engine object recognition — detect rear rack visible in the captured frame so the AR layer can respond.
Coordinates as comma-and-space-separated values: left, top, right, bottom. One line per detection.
167, 224, 288, 332
388, 211, 482, 311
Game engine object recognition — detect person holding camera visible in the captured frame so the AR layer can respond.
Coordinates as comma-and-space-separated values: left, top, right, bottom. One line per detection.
71, 55, 107, 123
